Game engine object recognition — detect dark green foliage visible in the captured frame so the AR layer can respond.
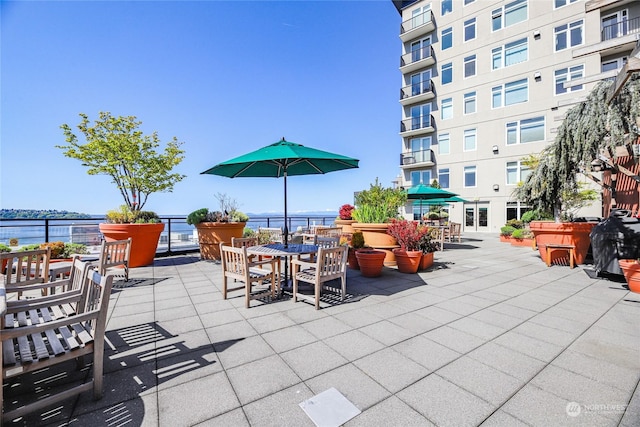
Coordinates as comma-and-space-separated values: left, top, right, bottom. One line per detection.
505, 219, 524, 229
500, 226, 516, 236
0, 209, 91, 219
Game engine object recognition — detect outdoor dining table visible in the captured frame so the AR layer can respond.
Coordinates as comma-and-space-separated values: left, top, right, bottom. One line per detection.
246, 243, 318, 295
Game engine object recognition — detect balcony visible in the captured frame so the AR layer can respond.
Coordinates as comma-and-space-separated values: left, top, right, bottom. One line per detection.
573, 16, 640, 57
400, 80, 434, 106
400, 114, 434, 137
400, 45, 435, 74
400, 149, 435, 168
399, 10, 435, 43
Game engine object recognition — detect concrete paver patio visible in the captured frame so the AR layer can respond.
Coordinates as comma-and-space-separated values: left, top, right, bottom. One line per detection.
6, 233, 640, 426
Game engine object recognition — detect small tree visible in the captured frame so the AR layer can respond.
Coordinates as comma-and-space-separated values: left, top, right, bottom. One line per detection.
58, 112, 186, 212
516, 75, 639, 222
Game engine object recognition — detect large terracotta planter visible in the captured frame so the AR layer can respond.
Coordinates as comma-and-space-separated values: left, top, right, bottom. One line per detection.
352, 223, 399, 266
419, 252, 434, 270
99, 223, 165, 268
499, 235, 512, 243
393, 248, 422, 274
355, 249, 386, 277
510, 238, 536, 248
617, 259, 640, 293
195, 222, 246, 260
335, 219, 357, 234
530, 221, 597, 265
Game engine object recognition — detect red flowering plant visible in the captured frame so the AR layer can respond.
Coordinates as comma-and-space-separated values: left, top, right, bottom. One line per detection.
386, 219, 428, 251
338, 204, 355, 220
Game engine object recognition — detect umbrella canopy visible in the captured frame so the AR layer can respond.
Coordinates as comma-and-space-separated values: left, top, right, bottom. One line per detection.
405, 185, 459, 220
412, 196, 468, 205
406, 184, 458, 200
201, 138, 359, 245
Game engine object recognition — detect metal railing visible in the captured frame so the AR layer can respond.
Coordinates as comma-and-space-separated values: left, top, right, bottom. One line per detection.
601, 16, 640, 41
400, 45, 434, 68
400, 9, 433, 35
0, 214, 338, 256
400, 80, 433, 100
400, 114, 434, 133
400, 149, 435, 166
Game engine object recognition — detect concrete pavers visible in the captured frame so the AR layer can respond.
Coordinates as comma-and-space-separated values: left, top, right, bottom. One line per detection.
6, 233, 640, 426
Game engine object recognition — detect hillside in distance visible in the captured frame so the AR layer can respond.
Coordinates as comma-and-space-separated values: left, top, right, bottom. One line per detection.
0, 209, 92, 219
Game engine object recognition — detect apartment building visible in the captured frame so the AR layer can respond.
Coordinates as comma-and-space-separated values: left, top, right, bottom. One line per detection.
392, 0, 639, 232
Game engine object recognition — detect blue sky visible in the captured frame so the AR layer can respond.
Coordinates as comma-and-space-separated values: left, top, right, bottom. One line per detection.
1, 0, 402, 216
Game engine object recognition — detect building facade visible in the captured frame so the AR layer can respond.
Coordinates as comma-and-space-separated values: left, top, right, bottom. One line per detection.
393, 0, 639, 232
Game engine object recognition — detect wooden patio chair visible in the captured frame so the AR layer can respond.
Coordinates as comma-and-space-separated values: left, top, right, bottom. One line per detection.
443, 222, 461, 243
91, 238, 131, 281
1, 248, 51, 297
0, 269, 114, 422
219, 243, 278, 308
291, 245, 348, 310
316, 227, 342, 237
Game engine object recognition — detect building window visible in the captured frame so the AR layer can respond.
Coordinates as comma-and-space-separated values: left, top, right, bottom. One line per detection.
602, 57, 628, 73
492, 0, 527, 32
602, 10, 629, 41
442, 0, 452, 16
438, 168, 450, 188
506, 201, 531, 221
442, 27, 453, 50
410, 136, 432, 163
464, 91, 476, 115
441, 62, 452, 84
411, 170, 432, 187
506, 116, 545, 145
438, 133, 450, 155
554, 65, 584, 95
441, 98, 453, 120
464, 166, 476, 187
555, 19, 583, 51
506, 160, 531, 185
493, 78, 528, 108
410, 37, 432, 63
492, 38, 528, 70
554, 0, 578, 8
464, 128, 476, 151
464, 18, 476, 41
464, 55, 476, 78
464, 0, 475, 4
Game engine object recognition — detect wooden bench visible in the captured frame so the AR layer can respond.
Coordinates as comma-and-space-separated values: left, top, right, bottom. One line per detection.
1, 267, 114, 422
544, 244, 576, 268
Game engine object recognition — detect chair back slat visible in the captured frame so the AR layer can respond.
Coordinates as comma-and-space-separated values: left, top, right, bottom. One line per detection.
220, 244, 248, 277
317, 246, 348, 277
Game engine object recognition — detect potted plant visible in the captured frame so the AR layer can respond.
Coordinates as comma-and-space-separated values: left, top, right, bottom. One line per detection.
58, 112, 185, 267
39, 241, 89, 262
418, 227, 440, 270
187, 193, 249, 260
347, 231, 365, 270
352, 178, 407, 266
335, 204, 356, 233
386, 219, 427, 273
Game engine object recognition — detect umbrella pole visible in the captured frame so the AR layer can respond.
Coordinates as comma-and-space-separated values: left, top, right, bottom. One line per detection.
283, 170, 289, 248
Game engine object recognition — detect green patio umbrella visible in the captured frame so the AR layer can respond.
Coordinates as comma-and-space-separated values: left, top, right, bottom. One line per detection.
412, 196, 468, 205
405, 184, 459, 220
201, 138, 359, 246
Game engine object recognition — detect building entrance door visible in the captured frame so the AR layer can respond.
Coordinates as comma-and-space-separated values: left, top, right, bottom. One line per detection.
464, 201, 490, 232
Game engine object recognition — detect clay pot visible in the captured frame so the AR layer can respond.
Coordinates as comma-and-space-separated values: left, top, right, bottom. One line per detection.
618, 259, 640, 293
335, 219, 357, 234
99, 223, 165, 268
347, 247, 360, 270
419, 252, 434, 270
355, 249, 386, 278
393, 248, 422, 274
352, 223, 399, 266
195, 222, 246, 261
530, 221, 597, 265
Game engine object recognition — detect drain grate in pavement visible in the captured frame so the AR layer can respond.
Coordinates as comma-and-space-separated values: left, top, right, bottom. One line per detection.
299, 387, 360, 427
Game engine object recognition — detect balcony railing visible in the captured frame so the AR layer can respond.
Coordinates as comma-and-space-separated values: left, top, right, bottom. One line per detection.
400, 114, 434, 134
400, 149, 435, 166
400, 10, 434, 36
601, 16, 640, 41
400, 45, 434, 68
400, 80, 434, 101
0, 215, 338, 256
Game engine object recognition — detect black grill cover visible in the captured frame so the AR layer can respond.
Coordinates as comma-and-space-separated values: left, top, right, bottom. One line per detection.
590, 214, 640, 276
